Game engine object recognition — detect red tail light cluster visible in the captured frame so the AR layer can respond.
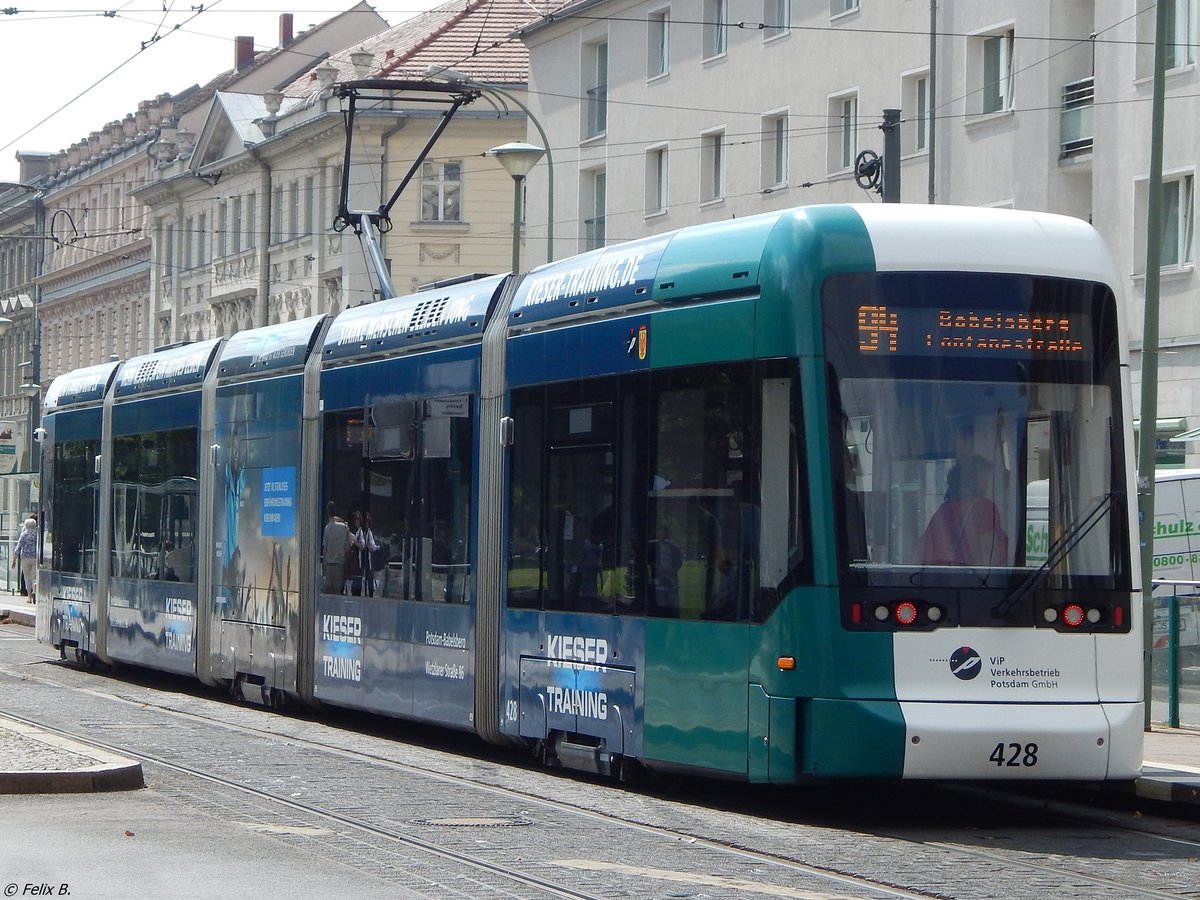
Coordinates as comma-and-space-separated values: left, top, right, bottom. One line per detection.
1043, 603, 1106, 628
850, 599, 945, 628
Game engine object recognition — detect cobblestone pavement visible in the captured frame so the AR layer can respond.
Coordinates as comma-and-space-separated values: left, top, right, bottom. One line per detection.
4, 622, 1200, 899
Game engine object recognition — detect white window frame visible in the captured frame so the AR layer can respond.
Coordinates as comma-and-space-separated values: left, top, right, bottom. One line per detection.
1135, 171, 1196, 274
827, 91, 858, 172
583, 40, 609, 140
420, 160, 463, 223
583, 168, 607, 250
703, 0, 727, 60
764, 0, 790, 41
967, 24, 1016, 117
648, 8, 670, 79
1137, 0, 1196, 75
902, 69, 931, 155
830, 0, 859, 19
700, 128, 726, 204
645, 144, 669, 217
217, 201, 228, 258
761, 111, 788, 190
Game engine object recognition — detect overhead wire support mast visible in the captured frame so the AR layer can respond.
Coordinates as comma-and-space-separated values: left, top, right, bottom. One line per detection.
332, 79, 481, 299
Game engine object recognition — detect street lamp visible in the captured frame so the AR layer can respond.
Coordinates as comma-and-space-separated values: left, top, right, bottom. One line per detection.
490, 142, 545, 275
426, 66, 555, 263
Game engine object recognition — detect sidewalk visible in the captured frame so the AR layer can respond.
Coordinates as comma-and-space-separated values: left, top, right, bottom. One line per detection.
1, 598, 1197, 806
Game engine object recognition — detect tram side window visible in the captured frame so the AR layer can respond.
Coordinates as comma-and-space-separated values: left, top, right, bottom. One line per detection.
111, 428, 199, 582
506, 364, 760, 622
323, 397, 473, 602
51, 438, 99, 575
650, 364, 754, 621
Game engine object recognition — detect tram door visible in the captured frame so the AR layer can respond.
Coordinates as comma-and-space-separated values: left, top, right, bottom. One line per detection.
364, 396, 472, 604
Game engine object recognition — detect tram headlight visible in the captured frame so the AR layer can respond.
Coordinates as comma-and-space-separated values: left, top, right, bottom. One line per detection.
926, 605, 943, 623
1086, 607, 1102, 624
1043, 607, 1058, 624
873, 604, 890, 622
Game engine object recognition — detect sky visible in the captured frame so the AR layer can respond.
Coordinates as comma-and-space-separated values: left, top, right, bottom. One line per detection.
0, 1, 447, 183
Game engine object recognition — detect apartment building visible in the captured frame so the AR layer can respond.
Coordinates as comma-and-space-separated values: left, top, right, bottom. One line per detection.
516, 0, 1199, 462
134, 0, 537, 344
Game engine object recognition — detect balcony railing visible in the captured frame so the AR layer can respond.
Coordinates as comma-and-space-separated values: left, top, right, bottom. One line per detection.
1060, 75, 1094, 158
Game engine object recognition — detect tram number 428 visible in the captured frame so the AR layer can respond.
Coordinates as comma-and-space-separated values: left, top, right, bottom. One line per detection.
990, 741, 1039, 767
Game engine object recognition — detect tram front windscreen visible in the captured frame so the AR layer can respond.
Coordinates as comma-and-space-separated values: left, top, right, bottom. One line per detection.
821, 270, 1131, 596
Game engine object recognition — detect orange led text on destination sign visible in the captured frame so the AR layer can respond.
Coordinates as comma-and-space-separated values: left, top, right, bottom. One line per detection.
857, 305, 1087, 355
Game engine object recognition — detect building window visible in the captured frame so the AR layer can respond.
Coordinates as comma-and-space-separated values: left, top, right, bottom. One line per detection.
217, 202, 227, 258
828, 93, 857, 172
584, 169, 606, 251
1167, 0, 1197, 67
246, 193, 257, 249
288, 180, 300, 241
700, 129, 725, 203
761, 113, 788, 189
420, 161, 462, 222
231, 196, 243, 254
645, 145, 668, 215
272, 185, 284, 244
1138, 0, 1196, 74
1135, 173, 1195, 272
583, 40, 608, 139
648, 9, 669, 78
305, 175, 316, 235
902, 71, 930, 154
969, 27, 1015, 116
197, 212, 208, 265
831, 0, 858, 16
183, 216, 194, 270
1163, 175, 1196, 267
764, 0, 789, 39
703, 0, 727, 59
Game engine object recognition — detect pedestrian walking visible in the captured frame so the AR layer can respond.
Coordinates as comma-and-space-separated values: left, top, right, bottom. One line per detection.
11, 515, 38, 603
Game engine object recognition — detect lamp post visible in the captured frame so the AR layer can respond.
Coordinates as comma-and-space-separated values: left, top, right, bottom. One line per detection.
490, 142, 545, 275
426, 67, 555, 263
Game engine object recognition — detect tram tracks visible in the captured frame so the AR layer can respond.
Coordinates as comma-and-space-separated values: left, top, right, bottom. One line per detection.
5, 644, 1200, 899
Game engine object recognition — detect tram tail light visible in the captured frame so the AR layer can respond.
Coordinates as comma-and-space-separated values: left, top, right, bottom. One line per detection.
894, 601, 919, 626
1061, 604, 1085, 627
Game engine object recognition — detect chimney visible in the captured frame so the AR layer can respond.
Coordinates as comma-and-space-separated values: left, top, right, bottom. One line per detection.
280, 13, 294, 47
351, 49, 374, 80
235, 35, 255, 71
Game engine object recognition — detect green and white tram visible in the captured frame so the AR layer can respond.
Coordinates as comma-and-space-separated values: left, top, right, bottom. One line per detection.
38, 204, 1141, 781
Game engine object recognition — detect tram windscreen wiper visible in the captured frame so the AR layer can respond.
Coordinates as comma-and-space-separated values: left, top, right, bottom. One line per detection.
992, 492, 1118, 620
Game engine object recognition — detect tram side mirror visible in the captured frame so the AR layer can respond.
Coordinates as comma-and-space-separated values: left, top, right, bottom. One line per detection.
33, 427, 46, 443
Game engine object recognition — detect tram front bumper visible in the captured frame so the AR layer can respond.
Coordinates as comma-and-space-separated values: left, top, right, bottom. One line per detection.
898, 700, 1143, 780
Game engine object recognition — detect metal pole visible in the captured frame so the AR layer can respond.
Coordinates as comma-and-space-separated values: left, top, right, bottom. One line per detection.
1168, 594, 1180, 727
1138, 0, 1169, 730
511, 174, 524, 275
927, 0, 937, 204
882, 108, 901, 203
475, 84, 553, 264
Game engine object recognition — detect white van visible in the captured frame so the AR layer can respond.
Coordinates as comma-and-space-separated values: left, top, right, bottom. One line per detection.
1148, 470, 1200, 665
1026, 473, 1200, 664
